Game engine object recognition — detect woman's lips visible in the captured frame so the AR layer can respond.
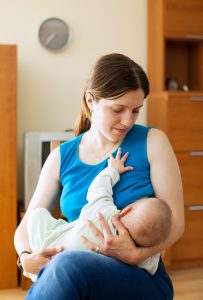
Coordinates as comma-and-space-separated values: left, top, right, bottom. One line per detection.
114, 128, 129, 134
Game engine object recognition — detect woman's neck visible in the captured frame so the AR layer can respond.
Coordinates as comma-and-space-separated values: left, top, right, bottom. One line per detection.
85, 127, 120, 148
79, 128, 121, 164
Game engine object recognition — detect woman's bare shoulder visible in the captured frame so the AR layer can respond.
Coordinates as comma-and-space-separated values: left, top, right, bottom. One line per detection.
42, 147, 60, 171
148, 127, 169, 142
147, 128, 174, 162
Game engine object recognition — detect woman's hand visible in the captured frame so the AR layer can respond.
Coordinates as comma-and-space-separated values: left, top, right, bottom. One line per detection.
81, 213, 142, 265
21, 246, 64, 275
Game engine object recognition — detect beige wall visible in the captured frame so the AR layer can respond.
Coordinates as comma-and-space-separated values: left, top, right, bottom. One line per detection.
0, 0, 147, 199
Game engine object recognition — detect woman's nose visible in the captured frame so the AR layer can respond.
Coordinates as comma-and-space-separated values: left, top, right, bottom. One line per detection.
121, 112, 135, 127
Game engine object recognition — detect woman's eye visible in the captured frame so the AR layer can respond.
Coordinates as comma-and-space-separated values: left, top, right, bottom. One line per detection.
111, 108, 140, 114
112, 108, 123, 113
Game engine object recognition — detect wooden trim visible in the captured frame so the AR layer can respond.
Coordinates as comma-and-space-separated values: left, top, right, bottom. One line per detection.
0, 45, 18, 288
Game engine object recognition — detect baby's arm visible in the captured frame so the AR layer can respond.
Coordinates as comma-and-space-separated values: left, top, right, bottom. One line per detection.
80, 148, 133, 224
86, 148, 133, 205
108, 148, 133, 174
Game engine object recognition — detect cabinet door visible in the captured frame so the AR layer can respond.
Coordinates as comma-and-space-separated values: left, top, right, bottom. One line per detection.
176, 152, 203, 206
172, 209, 203, 261
164, 0, 203, 38
0, 45, 17, 288
166, 94, 203, 151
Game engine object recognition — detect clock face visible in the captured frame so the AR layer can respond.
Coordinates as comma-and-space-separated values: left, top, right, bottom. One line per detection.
39, 18, 70, 51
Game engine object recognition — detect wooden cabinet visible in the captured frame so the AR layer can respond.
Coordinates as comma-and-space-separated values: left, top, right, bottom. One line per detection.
147, 0, 203, 269
171, 210, 203, 268
164, 0, 203, 38
0, 45, 17, 288
176, 153, 203, 206
151, 92, 203, 151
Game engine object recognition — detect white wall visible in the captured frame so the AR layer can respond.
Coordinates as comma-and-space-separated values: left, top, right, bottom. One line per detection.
0, 0, 147, 199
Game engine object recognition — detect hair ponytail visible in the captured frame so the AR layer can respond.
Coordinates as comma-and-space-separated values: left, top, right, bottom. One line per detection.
74, 95, 91, 136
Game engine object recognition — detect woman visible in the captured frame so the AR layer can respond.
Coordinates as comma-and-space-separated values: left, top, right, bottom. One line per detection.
14, 53, 184, 299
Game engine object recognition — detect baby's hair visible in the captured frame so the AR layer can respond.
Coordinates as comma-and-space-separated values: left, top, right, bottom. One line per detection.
138, 198, 172, 247
123, 197, 172, 247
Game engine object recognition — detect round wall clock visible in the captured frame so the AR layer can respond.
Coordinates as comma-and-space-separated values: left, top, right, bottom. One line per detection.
39, 18, 71, 51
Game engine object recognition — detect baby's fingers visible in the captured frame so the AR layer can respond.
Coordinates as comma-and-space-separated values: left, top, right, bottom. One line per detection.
121, 152, 129, 162
124, 166, 133, 172
116, 147, 122, 159
109, 153, 114, 160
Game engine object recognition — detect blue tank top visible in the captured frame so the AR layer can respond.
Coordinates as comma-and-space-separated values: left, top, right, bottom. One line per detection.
60, 124, 155, 222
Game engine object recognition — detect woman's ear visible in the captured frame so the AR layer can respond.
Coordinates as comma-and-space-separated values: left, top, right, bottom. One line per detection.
85, 92, 94, 111
119, 206, 132, 219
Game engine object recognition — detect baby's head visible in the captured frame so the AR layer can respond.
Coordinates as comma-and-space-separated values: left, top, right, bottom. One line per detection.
119, 197, 172, 247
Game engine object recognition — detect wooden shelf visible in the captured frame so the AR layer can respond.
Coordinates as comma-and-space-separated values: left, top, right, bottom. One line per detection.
147, 0, 203, 269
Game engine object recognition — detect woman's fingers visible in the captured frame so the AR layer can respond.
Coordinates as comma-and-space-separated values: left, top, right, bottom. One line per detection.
98, 212, 113, 243
80, 235, 98, 252
111, 216, 127, 234
81, 213, 114, 252
80, 213, 139, 264
40, 246, 64, 257
86, 220, 104, 242
21, 249, 61, 275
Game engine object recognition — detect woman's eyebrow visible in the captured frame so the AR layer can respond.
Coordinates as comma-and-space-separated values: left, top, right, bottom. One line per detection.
112, 104, 144, 109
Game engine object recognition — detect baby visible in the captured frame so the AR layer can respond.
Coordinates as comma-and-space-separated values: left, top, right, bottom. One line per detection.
26, 148, 172, 281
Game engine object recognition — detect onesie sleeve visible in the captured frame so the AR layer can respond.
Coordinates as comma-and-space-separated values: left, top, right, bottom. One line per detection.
86, 166, 120, 205
137, 254, 160, 275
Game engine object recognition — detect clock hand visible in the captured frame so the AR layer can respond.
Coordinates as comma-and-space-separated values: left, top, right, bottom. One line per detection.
45, 32, 57, 46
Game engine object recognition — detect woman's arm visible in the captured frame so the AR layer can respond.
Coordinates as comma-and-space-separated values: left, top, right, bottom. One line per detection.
147, 128, 184, 247
82, 128, 184, 264
14, 147, 63, 274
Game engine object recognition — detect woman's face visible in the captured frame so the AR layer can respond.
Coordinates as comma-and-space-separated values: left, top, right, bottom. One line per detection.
89, 89, 145, 142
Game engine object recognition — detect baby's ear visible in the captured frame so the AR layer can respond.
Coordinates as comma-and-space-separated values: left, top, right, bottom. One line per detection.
119, 206, 132, 218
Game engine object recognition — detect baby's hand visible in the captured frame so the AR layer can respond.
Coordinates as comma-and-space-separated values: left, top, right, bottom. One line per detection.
108, 147, 133, 174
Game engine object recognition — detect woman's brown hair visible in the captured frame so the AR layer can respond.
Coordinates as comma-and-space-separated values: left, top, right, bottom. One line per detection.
74, 53, 149, 136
